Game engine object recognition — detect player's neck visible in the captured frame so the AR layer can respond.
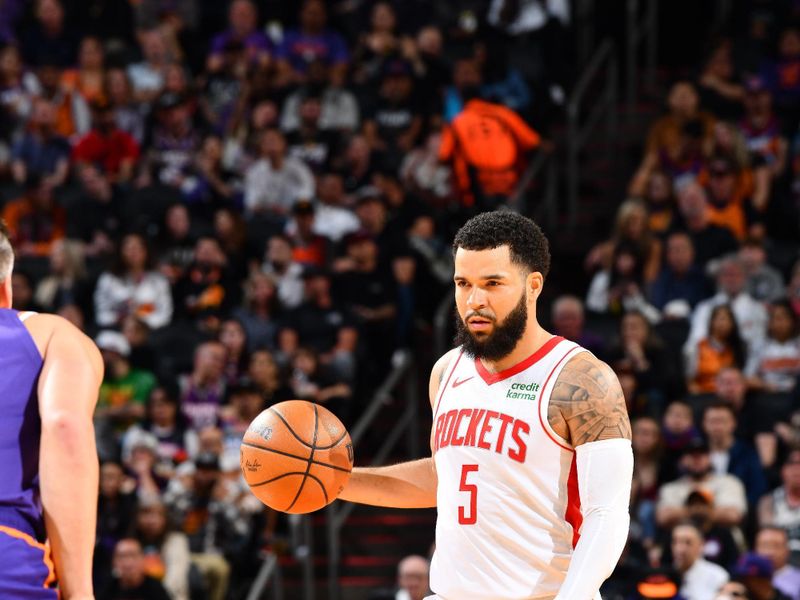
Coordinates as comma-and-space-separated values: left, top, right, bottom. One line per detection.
478, 322, 553, 374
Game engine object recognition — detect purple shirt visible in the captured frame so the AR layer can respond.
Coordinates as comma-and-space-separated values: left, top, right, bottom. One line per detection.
774, 565, 800, 600
276, 29, 349, 73
209, 30, 273, 58
0, 309, 45, 540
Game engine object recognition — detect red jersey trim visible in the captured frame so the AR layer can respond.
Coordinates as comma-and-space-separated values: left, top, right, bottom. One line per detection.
433, 350, 464, 420
536, 346, 581, 452
565, 455, 583, 548
474, 336, 564, 385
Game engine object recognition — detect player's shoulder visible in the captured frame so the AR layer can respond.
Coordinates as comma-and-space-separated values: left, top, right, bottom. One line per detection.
548, 351, 632, 446
428, 347, 463, 406
23, 313, 102, 369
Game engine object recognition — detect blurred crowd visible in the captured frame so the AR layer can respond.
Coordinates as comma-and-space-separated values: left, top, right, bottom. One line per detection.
0, 0, 562, 598
564, 4, 800, 600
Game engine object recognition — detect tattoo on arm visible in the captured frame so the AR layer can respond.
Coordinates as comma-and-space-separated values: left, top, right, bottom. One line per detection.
548, 354, 632, 446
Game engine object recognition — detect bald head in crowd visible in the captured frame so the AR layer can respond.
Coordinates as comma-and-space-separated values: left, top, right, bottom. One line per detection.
397, 555, 430, 600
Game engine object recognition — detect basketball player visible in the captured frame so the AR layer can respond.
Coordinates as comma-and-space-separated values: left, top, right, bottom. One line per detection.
0, 221, 103, 599
341, 212, 633, 599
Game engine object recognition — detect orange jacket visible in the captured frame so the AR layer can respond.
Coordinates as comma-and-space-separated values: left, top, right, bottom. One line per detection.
439, 99, 540, 206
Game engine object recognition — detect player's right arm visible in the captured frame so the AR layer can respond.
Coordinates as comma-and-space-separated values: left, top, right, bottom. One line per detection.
30, 315, 103, 600
337, 349, 458, 508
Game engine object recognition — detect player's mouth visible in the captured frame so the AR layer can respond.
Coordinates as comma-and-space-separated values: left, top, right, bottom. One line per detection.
466, 317, 493, 332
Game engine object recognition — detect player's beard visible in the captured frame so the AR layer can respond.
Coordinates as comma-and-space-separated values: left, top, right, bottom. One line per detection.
454, 290, 528, 361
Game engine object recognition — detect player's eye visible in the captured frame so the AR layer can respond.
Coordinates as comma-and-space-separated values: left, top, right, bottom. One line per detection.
456, 280, 468, 288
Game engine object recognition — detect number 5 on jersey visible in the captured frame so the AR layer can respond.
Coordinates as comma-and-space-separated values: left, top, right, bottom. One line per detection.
458, 464, 478, 525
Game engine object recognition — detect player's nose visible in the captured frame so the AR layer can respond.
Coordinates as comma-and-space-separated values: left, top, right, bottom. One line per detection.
467, 286, 487, 309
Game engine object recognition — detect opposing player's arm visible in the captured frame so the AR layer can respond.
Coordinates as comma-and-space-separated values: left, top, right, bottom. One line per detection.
549, 353, 633, 600
31, 315, 103, 600
338, 349, 458, 508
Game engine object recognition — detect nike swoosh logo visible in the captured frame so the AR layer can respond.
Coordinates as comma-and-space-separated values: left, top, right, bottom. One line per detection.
452, 376, 474, 388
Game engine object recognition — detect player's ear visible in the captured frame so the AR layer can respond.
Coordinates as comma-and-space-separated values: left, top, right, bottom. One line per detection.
526, 271, 543, 302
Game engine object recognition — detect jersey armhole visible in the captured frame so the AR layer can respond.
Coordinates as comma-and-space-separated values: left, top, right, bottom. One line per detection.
432, 349, 464, 420
537, 347, 591, 452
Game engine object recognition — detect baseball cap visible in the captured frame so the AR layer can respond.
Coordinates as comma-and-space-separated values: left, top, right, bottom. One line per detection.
686, 489, 714, 506
733, 552, 774, 580
95, 330, 131, 357
682, 437, 709, 455
344, 229, 374, 247
292, 199, 315, 216
301, 264, 329, 280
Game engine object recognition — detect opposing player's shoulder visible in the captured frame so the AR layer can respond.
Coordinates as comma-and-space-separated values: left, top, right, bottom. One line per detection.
428, 347, 462, 408
547, 351, 632, 447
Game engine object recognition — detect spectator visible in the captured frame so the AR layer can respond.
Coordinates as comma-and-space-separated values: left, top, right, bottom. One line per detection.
142, 92, 203, 191
99, 538, 171, 600
671, 522, 730, 600
662, 400, 703, 460
285, 200, 330, 267
696, 39, 744, 121
656, 438, 747, 528
10, 270, 40, 312
72, 98, 140, 184
34, 238, 90, 312
127, 28, 171, 103
640, 170, 676, 236
280, 59, 360, 133
219, 377, 266, 466
370, 554, 431, 600
244, 129, 315, 216
631, 416, 666, 549
69, 164, 122, 258
95, 329, 157, 434
606, 311, 676, 413
673, 183, 739, 267
174, 236, 236, 330
96, 461, 138, 589
232, 271, 279, 351
134, 499, 193, 600
585, 241, 662, 323
122, 383, 197, 473
4, 176, 66, 259
351, 1, 401, 87
739, 77, 787, 181
155, 203, 195, 285
686, 257, 768, 355
11, 98, 70, 188
716, 582, 752, 600
20, 0, 78, 68
311, 173, 360, 242
745, 300, 800, 392
207, 0, 272, 73
731, 552, 791, 600
0, 44, 38, 141
630, 81, 716, 196
758, 450, 800, 565
739, 241, 785, 303
179, 341, 227, 431
755, 526, 800, 600
285, 94, 343, 175
218, 318, 249, 384
682, 490, 741, 569
164, 452, 248, 600
703, 155, 751, 241
94, 232, 173, 329
289, 346, 352, 421
106, 67, 146, 144
248, 348, 288, 401
703, 402, 768, 509
550, 295, 606, 357
276, 0, 349, 88
35, 58, 91, 141
439, 88, 540, 209
587, 199, 663, 284
62, 35, 105, 103
649, 232, 713, 313
684, 304, 746, 395
183, 136, 241, 216
261, 234, 305, 310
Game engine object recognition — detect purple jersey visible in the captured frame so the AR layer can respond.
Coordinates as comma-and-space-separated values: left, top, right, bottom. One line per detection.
0, 308, 44, 540
0, 309, 57, 598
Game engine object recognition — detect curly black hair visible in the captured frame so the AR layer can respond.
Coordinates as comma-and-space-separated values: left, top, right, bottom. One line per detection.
452, 211, 550, 278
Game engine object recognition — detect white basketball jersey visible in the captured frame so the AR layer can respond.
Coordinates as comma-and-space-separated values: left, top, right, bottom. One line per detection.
428, 336, 588, 600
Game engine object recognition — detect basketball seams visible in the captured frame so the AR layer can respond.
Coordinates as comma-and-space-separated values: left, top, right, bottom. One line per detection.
285, 404, 320, 512
249, 471, 309, 488
241, 441, 351, 472
268, 406, 315, 448
304, 472, 329, 505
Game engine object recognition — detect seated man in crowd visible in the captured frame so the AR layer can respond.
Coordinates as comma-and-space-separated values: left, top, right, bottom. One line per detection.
755, 526, 800, 600
672, 522, 729, 600
1, 172, 65, 257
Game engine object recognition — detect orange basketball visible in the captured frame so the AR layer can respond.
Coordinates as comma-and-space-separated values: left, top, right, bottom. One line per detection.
240, 400, 353, 514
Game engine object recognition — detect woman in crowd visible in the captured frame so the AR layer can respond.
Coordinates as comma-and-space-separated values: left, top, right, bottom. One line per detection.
218, 318, 250, 384
685, 304, 747, 394
134, 499, 192, 600
94, 232, 173, 329
34, 238, 91, 312
232, 271, 279, 352
745, 299, 800, 392
62, 36, 106, 103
